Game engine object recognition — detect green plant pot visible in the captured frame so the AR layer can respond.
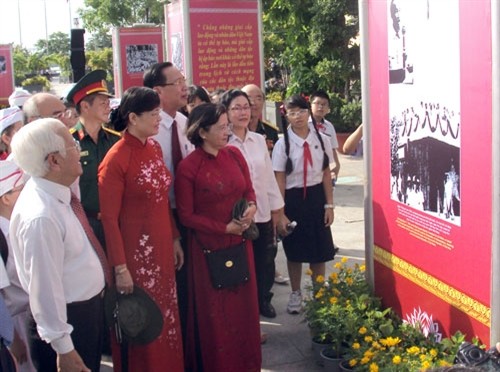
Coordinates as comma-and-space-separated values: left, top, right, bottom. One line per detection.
320, 348, 344, 372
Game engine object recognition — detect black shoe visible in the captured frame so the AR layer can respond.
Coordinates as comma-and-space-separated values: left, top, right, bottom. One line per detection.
260, 301, 277, 318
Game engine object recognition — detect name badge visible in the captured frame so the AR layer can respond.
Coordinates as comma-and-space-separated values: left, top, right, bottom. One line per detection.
80, 150, 89, 157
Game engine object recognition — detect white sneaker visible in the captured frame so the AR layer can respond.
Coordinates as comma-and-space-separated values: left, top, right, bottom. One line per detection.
287, 290, 302, 314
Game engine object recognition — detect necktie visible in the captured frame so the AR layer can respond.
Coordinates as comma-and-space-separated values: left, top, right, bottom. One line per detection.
303, 141, 313, 199
70, 193, 112, 286
316, 121, 326, 131
171, 120, 183, 172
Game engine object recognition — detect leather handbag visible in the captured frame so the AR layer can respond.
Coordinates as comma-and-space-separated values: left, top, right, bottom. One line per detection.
203, 242, 250, 289
232, 198, 259, 241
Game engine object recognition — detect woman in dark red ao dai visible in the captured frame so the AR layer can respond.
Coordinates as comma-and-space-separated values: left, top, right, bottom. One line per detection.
98, 86, 184, 372
175, 103, 261, 372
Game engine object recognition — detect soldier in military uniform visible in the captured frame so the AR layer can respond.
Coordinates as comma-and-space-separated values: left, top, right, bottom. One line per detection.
66, 70, 121, 248
242, 84, 279, 155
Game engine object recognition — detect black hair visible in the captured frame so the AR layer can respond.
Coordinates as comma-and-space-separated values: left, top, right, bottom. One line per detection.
143, 62, 173, 88
310, 90, 330, 104
75, 92, 99, 115
209, 88, 226, 104
186, 103, 227, 147
187, 85, 211, 105
281, 94, 329, 175
110, 86, 160, 132
219, 89, 251, 110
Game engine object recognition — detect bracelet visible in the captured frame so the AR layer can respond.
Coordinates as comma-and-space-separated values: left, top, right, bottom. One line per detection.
324, 204, 335, 209
115, 266, 128, 275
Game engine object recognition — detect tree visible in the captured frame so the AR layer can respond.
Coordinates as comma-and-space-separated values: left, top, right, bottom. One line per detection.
86, 29, 113, 51
80, 0, 166, 33
34, 32, 71, 56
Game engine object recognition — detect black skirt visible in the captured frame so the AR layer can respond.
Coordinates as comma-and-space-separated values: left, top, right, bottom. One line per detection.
283, 183, 335, 263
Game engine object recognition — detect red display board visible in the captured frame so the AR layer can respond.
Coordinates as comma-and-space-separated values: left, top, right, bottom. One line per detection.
0, 45, 14, 107
368, 0, 492, 343
112, 26, 166, 97
165, 0, 262, 91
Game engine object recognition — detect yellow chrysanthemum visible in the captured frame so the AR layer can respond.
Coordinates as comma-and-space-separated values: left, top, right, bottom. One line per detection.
332, 278, 339, 284
358, 326, 367, 335
315, 275, 325, 283
406, 346, 420, 355
329, 272, 338, 281
430, 348, 438, 357
419, 354, 427, 362
349, 359, 358, 367
341, 257, 348, 263
347, 268, 353, 274
360, 264, 366, 272
392, 355, 402, 365
352, 342, 360, 350
346, 277, 354, 285
372, 341, 381, 349
360, 357, 370, 365
315, 288, 325, 299
422, 360, 431, 369
369, 362, 379, 372
364, 350, 374, 358
334, 262, 342, 269
380, 337, 401, 347
438, 360, 452, 367
333, 288, 341, 296
364, 336, 373, 343
305, 268, 313, 276
329, 297, 338, 304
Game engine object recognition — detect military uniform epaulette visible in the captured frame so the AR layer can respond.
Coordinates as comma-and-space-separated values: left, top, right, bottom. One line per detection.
261, 119, 279, 132
102, 126, 122, 137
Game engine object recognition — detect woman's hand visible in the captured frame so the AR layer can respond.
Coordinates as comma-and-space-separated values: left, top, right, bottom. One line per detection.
272, 209, 291, 238
173, 239, 184, 271
240, 202, 257, 226
324, 208, 334, 227
115, 265, 133, 295
10, 330, 28, 365
226, 219, 249, 236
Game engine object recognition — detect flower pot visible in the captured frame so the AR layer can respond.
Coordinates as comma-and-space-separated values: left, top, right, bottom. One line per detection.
339, 359, 353, 371
311, 339, 333, 366
320, 348, 343, 372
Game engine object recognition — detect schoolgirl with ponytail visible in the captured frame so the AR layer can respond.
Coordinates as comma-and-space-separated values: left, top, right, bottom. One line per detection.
272, 94, 336, 315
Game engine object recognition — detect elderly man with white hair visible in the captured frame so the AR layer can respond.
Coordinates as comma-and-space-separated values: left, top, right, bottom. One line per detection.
9, 118, 108, 372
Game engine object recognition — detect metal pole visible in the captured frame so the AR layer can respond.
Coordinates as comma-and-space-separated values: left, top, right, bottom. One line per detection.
358, 0, 374, 287
43, 0, 49, 53
490, 0, 499, 346
17, 0, 23, 46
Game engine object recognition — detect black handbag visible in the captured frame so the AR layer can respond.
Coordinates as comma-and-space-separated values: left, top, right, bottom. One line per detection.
203, 242, 250, 289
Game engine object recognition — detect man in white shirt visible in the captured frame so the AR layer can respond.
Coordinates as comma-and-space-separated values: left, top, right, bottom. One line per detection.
143, 62, 194, 345
9, 119, 105, 372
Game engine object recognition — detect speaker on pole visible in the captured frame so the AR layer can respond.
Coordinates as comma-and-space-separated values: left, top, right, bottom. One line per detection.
70, 29, 86, 82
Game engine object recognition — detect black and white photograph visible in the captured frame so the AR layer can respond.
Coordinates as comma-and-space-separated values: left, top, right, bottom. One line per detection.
126, 44, 159, 74
171, 33, 184, 73
0, 55, 6, 74
388, 0, 461, 225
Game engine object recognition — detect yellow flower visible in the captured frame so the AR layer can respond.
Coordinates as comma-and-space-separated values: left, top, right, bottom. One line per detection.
346, 277, 354, 285
372, 341, 381, 349
305, 268, 313, 276
360, 357, 370, 365
438, 360, 452, 366
315, 275, 325, 283
352, 342, 360, 350
329, 297, 338, 304
341, 257, 348, 263
369, 362, 379, 372
380, 337, 401, 347
347, 268, 353, 274
364, 336, 373, 343
329, 272, 338, 281
419, 354, 427, 362
358, 326, 367, 335
392, 355, 401, 364
333, 288, 341, 296
422, 360, 431, 369
406, 346, 420, 355
364, 350, 374, 358
360, 264, 366, 272
349, 359, 358, 367
315, 288, 325, 299
334, 262, 342, 269
430, 348, 438, 357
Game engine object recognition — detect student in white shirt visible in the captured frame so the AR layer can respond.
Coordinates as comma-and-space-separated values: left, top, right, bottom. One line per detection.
10, 119, 105, 372
222, 89, 290, 320
272, 95, 336, 315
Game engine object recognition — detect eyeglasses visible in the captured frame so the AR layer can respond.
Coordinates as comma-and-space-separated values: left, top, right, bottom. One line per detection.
37, 109, 73, 120
159, 76, 187, 87
211, 123, 233, 132
311, 102, 329, 108
286, 109, 309, 118
229, 105, 251, 113
66, 139, 81, 153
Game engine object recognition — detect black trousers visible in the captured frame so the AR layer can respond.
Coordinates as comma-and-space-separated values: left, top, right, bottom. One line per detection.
253, 221, 277, 306
29, 291, 104, 372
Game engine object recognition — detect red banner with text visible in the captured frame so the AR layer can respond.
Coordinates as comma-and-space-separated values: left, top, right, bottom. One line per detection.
0, 45, 14, 107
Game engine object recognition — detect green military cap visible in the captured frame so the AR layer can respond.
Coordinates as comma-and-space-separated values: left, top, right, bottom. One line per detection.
66, 70, 113, 105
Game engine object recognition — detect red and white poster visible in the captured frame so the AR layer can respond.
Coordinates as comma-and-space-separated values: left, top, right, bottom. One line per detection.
368, 0, 493, 343
112, 26, 166, 97
165, 0, 262, 91
0, 44, 14, 107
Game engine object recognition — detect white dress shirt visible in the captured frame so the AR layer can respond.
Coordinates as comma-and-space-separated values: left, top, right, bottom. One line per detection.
228, 131, 284, 223
9, 177, 104, 354
0, 216, 29, 317
272, 129, 334, 190
308, 117, 339, 149
153, 110, 195, 207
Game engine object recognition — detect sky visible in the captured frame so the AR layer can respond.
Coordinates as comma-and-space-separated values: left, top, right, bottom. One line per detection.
0, 0, 86, 50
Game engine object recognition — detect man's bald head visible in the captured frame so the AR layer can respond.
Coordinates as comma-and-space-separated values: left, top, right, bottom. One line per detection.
241, 84, 265, 122
23, 93, 72, 128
